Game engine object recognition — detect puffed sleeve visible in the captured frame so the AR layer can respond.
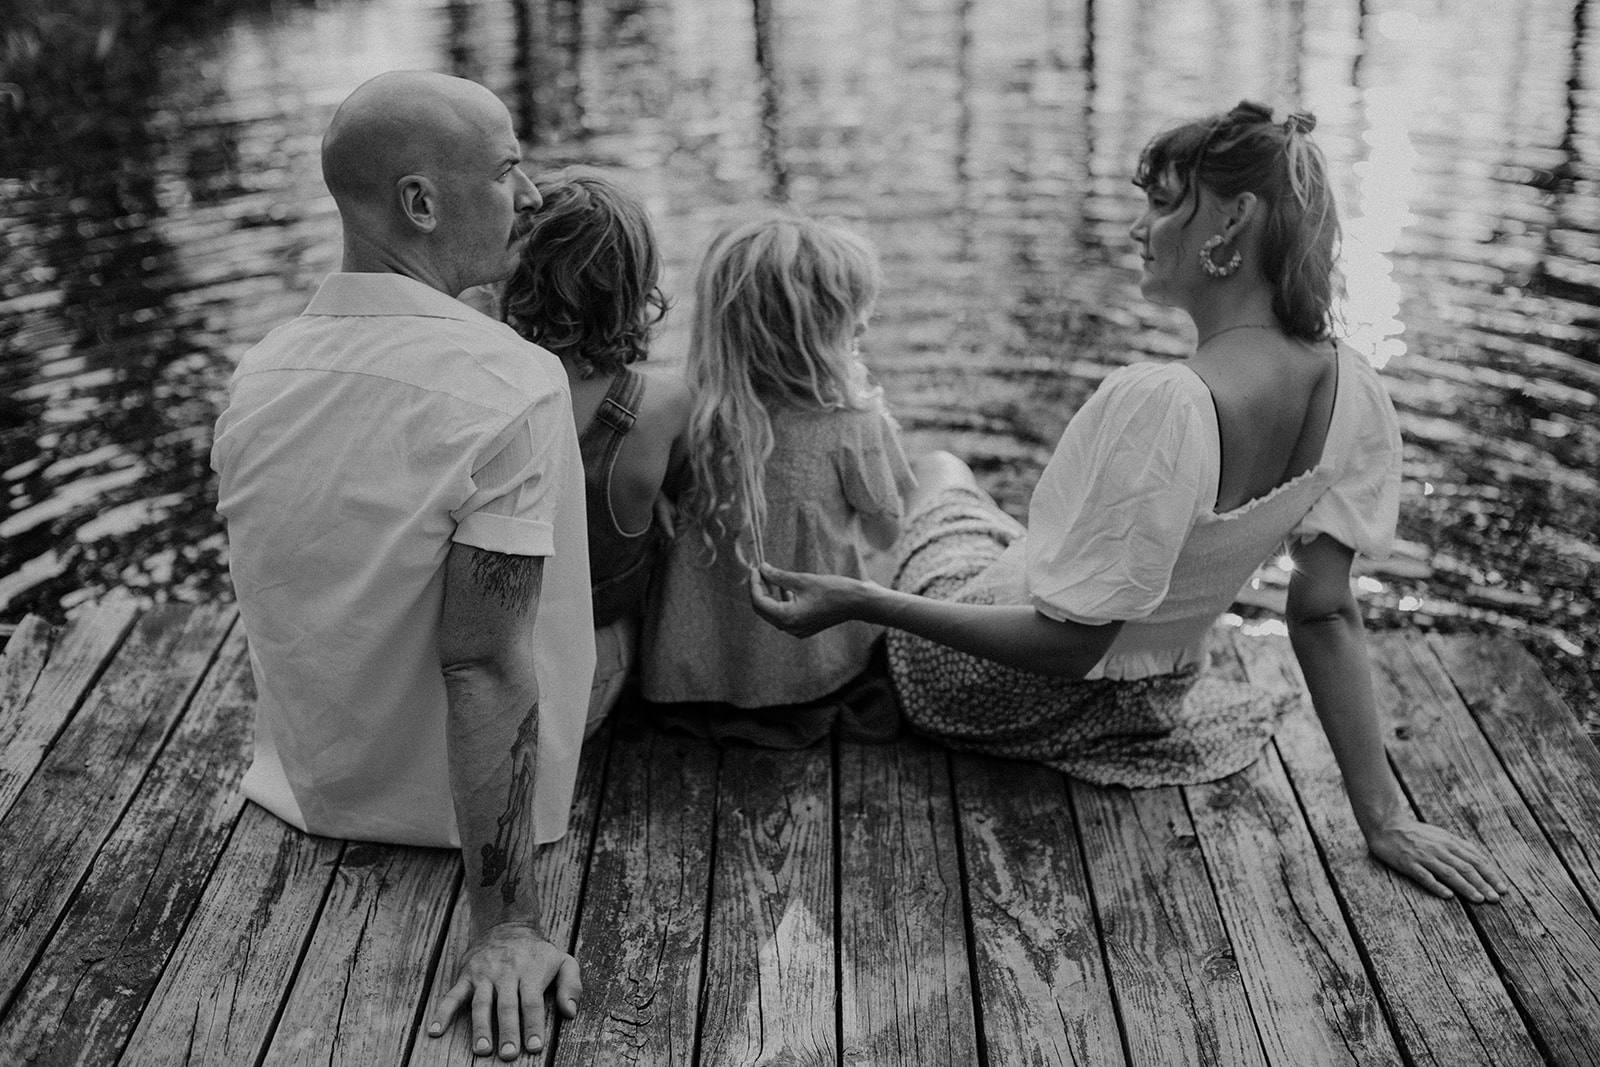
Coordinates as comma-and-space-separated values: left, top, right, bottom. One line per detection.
1026, 364, 1215, 624
837, 406, 917, 520
1291, 353, 1402, 560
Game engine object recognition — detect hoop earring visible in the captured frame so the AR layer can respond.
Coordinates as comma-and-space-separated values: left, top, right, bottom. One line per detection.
1200, 234, 1241, 278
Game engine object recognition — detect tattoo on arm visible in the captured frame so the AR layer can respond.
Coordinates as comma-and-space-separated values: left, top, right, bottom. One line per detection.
480, 701, 540, 904
469, 550, 543, 615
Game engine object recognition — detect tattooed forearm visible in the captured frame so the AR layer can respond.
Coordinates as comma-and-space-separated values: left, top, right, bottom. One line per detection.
469, 550, 543, 615
480, 700, 540, 904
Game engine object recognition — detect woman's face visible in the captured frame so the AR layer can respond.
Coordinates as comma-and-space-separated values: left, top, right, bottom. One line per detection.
1129, 168, 1206, 309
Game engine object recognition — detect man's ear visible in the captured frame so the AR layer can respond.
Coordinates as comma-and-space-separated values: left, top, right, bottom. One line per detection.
397, 174, 439, 234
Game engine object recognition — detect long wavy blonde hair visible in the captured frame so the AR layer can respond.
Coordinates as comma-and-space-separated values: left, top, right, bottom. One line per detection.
683, 215, 886, 565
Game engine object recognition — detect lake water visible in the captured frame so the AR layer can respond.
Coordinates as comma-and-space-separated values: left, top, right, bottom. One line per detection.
3, 0, 1596, 723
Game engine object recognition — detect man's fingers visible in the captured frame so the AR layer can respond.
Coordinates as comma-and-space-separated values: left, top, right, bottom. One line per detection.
556, 955, 583, 1017
494, 976, 523, 1060
520, 976, 549, 1054
428, 978, 473, 1038
471, 982, 495, 1057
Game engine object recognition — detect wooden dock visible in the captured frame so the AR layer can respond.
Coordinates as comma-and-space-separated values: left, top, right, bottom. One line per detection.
1, 599, 1598, 1066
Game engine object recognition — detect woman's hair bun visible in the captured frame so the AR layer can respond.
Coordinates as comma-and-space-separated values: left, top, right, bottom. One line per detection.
1284, 110, 1317, 134
1228, 100, 1275, 124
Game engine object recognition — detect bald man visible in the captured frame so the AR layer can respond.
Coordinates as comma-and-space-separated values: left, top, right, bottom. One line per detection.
211, 71, 592, 1060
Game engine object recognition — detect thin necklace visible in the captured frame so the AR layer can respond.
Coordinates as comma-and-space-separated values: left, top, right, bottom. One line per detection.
1198, 323, 1278, 347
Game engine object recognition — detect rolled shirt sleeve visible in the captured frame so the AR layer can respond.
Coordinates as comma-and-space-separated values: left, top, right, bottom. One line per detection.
451, 388, 571, 557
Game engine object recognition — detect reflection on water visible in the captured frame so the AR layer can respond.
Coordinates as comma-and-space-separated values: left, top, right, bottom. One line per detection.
3, 0, 1597, 722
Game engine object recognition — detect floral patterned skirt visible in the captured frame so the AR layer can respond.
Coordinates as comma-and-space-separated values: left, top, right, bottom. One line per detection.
885, 488, 1288, 787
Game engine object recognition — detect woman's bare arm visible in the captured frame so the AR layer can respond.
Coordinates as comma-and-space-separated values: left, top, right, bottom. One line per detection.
750, 563, 1121, 678
1287, 534, 1509, 902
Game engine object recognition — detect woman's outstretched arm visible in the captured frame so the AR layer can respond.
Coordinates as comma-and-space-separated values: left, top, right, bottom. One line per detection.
1286, 534, 1510, 902
750, 563, 1121, 678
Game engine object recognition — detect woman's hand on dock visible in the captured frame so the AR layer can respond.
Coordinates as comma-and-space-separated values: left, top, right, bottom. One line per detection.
748, 563, 866, 637
426, 920, 581, 1060
1367, 816, 1510, 904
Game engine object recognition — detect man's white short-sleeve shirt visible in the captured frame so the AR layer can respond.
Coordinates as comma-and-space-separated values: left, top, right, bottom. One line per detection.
212, 272, 594, 848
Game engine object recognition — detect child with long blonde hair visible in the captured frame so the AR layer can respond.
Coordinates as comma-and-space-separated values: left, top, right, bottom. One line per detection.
640, 215, 915, 745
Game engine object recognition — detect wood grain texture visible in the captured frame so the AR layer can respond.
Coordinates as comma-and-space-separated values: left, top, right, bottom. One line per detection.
0, 599, 139, 821
118, 806, 344, 1067
0, 601, 233, 1011
1370, 631, 1600, 1067
1187, 749, 1403, 1067
699, 744, 836, 1067
0, 614, 53, 718
259, 843, 459, 1067
1071, 781, 1267, 1067
0, 624, 255, 1066
950, 754, 1124, 1067
1428, 633, 1600, 913
1231, 632, 1543, 1067
838, 738, 978, 1067
409, 723, 614, 1067
552, 717, 719, 1066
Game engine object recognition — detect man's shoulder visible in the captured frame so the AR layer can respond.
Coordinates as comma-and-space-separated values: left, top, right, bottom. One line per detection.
237, 304, 567, 416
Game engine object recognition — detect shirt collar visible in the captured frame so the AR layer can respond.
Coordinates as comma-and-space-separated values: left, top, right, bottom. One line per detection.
304, 272, 495, 325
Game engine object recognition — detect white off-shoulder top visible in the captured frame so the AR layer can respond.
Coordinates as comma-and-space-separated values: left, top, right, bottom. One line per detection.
969, 341, 1403, 681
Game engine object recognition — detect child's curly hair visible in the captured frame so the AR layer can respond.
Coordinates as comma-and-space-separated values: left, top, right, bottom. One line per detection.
501, 169, 669, 377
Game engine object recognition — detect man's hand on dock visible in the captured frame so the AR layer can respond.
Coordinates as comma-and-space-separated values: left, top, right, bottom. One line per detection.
426, 920, 582, 1060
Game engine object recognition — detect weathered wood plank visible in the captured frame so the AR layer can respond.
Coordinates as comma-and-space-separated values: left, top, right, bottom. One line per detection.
259, 844, 459, 1067
699, 744, 836, 1067
118, 806, 344, 1067
838, 738, 978, 1067
0, 601, 233, 1012
0, 614, 53, 716
1231, 632, 1543, 1067
1186, 749, 1404, 1066
1428, 633, 1600, 914
1070, 781, 1268, 1067
1370, 631, 1600, 1067
0, 599, 140, 821
551, 717, 718, 1066
950, 754, 1124, 1067
0, 624, 254, 1066
408, 723, 614, 1067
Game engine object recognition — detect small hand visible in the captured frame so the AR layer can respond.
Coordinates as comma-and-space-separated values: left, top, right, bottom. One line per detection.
426, 921, 582, 1060
747, 563, 864, 638
1367, 817, 1510, 903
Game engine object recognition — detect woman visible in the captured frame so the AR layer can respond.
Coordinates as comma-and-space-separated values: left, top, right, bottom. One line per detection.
750, 101, 1508, 903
